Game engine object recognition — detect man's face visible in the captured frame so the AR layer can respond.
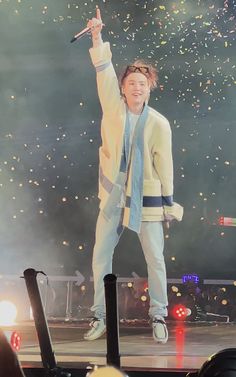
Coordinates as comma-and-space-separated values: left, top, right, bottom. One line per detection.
122, 72, 150, 110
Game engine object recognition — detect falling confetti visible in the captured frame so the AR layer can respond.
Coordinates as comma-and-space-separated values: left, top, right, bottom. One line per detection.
0, 0, 236, 278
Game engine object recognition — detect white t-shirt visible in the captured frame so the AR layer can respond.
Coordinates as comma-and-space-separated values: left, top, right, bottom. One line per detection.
128, 110, 140, 148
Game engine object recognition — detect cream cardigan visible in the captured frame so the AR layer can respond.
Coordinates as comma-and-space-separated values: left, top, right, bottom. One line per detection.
89, 42, 183, 228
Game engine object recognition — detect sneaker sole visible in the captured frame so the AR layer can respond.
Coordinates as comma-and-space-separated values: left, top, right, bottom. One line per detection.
153, 336, 168, 344
152, 329, 168, 344
84, 328, 106, 341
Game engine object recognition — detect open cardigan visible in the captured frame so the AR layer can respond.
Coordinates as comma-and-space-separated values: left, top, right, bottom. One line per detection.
89, 42, 183, 232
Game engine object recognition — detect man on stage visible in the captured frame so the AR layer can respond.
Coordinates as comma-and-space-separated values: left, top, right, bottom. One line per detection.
83, 8, 183, 343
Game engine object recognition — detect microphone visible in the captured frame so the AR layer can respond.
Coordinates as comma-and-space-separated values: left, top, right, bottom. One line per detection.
70, 27, 91, 43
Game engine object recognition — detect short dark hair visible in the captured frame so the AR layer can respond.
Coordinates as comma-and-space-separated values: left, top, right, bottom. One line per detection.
119, 59, 158, 91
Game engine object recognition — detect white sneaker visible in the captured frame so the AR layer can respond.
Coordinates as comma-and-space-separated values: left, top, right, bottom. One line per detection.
152, 316, 168, 344
84, 318, 106, 341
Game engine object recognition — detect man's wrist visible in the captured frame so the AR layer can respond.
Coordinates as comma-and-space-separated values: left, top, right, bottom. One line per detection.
92, 33, 103, 47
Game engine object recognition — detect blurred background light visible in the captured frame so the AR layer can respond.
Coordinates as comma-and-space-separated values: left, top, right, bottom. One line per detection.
0, 300, 17, 326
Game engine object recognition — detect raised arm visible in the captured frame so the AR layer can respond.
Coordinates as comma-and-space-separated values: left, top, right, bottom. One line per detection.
87, 8, 103, 48
87, 8, 122, 114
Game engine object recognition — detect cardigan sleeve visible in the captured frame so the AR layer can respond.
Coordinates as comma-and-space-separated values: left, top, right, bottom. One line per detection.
153, 118, 183, 221
153, 118, 173, 198
89, 42, 121, 115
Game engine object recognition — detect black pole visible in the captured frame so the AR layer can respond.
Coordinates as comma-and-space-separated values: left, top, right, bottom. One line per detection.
23, 268, 57, 373
104, 273, 120, 368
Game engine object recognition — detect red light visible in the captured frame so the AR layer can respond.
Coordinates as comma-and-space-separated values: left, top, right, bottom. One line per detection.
172, 304, 188, 320
219, 216, 224, 225
175, 324, 186, 368
10, 331, 21, 352
143, 282, 148, 292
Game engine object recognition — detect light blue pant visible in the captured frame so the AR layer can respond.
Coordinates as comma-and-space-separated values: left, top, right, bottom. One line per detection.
91, 208, 168, 319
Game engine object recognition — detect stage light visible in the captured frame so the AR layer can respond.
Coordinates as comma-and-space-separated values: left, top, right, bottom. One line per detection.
218, 216, 236, 227
219, 216, 224, 225
172, 304, 191, 321
3, 330, 22, 352
140, 295, 147, 302
10, 331, 22, 351
0, 300, 17, 326
127, 282, 133, 288
171, 285, 179, 293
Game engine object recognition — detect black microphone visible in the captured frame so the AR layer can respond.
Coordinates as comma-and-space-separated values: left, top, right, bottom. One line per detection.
70, 27, 91, 43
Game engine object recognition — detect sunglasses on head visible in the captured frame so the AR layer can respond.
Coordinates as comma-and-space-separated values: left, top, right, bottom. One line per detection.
125, 65, 150, 75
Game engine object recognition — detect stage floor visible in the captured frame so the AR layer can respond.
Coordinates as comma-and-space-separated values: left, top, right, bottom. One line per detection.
13, 320, 236, 372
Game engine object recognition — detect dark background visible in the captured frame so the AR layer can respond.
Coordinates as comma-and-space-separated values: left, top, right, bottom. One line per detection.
0, 0, 235, 280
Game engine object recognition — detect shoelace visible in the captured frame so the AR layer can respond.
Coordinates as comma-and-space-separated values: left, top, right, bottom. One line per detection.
90, 317, 100, 328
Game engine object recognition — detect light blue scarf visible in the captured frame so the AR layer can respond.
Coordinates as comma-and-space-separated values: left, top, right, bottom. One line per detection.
102, 104, 149, 233
127, 104, 148, 233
